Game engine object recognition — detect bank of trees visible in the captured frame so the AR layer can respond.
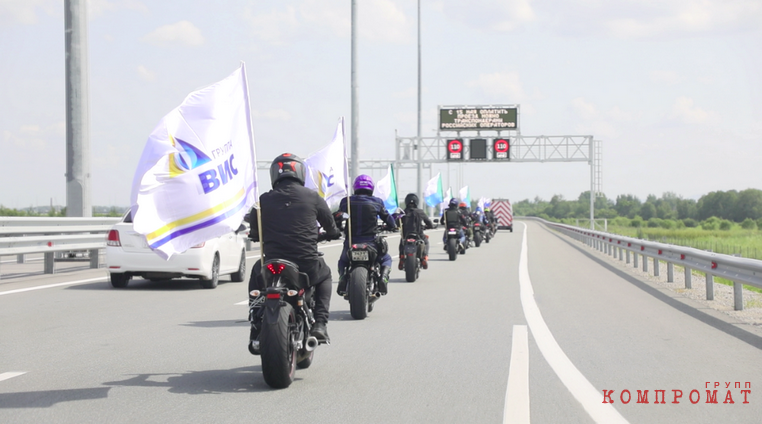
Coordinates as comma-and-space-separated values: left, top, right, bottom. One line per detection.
514, 189, 762, 230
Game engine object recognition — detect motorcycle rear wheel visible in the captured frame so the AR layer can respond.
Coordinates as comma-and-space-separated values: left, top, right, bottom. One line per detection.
260, 303, 297, 389
404, 255, 417, 282
474, 234, 482, 247
447, 238, 457, 261
349, 267, 368, 320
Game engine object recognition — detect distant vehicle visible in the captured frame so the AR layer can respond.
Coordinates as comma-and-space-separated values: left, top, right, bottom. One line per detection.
491, 199, 513, 232
105, 212, 248, 289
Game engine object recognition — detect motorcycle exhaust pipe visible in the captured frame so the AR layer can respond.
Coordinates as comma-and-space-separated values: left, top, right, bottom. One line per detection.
369, 292, 381, 303
305, 336, 319, 352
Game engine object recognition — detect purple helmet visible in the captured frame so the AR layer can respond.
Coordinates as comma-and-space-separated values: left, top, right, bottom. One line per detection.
353, 174, 374, 194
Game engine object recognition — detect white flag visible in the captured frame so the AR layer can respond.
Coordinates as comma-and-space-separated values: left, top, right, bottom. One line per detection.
130, 64, 258, 260
459, 185, 470, 206
374, 164, 399, 214
423, 173, 444, 207
304, 118, 348, 211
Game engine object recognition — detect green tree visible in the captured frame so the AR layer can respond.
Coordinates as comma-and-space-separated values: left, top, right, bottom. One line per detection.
733, 189, 762, 222
640, 203, 657, 220
615, 194, 641, 218
697, 190, 738, 221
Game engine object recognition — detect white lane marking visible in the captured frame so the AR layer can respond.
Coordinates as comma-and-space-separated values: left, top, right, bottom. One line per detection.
504, 325, 530, 424
518, 222, 629, 424
0, 277, 105, 297
0, 372, 27, 382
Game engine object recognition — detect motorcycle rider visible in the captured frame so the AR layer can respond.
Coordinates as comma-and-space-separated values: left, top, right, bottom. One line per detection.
398, 193, 434, 270
336, 175, 398, 296
246, 153, 342, 349
458, 201, 473, 243
442, 198, 468, 249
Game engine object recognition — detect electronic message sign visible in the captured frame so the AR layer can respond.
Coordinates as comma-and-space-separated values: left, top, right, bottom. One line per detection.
469, 139, 487, 160
446, 139, 464, 161
439, 107, 518, 131
493, 138, 510, 160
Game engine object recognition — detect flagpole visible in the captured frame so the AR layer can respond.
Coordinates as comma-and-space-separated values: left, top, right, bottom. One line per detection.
240, 62, 265, 262
341, 118, 353, 248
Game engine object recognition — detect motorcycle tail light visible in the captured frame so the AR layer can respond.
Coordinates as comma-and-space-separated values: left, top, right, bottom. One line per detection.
407, 239, 416, 242
287, 290, 298, 297
266, 293, 281, 299
250, 290, 261, 297
266, 263, 286, 274
106, 230, 121, 247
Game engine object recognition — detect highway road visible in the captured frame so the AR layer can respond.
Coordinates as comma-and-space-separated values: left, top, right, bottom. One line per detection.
1, 220, 761, 423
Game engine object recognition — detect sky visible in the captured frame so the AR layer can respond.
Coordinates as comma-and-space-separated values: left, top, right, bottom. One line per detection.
1, 0, 761, 209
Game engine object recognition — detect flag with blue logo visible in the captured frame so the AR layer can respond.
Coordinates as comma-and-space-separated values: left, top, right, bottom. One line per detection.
304, 118, 348, 211
459, 185, 471, 207
423, 173, 444, 207
374, 164, 398, 214
130, 64, 258, 260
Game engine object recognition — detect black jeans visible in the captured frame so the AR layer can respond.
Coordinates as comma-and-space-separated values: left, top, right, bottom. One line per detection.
249, 257, 333, 326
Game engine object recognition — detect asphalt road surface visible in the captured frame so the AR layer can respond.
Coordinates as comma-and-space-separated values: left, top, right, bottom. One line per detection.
1, 220, 761, 423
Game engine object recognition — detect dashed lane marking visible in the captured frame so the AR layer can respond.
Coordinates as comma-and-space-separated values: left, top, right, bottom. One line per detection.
503, 325, 530, 424
0, 372, 27, 382
0, 277, 105, 297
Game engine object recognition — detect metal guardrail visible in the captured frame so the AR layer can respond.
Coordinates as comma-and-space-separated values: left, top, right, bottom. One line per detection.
527, 217, 762, 311
0, 217, 120, 275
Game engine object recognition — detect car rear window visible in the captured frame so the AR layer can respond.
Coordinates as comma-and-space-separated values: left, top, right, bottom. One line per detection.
123, 211, 133, 223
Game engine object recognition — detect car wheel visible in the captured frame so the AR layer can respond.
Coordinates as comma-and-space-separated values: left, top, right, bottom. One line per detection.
110, 273, 130, 288
201, 254, 220, 289
230, 250, 246, 282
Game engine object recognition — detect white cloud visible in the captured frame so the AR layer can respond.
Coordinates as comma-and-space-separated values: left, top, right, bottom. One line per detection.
650, 70, 680, 84
539, 0, 762, 38
572, 97, 598, 120
432, 0, 535, 32
88, 0, 147, 19
1, 122, 63, 151
669, 96, 710, 124
0, 0, 55, 25
253, 109, 292, 121
467, 71, 528, 101
136, 65, 156, 82
141, 21, 205, 47
243, 0, 411, 44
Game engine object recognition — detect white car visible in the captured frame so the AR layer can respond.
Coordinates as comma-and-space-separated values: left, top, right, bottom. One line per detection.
105, 212, 248, 289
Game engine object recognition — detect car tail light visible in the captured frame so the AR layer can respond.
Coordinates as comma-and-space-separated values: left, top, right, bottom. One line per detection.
267, 263, 286, 274
191, 242, 205, 248
107, 230, 121, 247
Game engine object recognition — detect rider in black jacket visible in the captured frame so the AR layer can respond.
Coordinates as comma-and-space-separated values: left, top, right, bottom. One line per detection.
246, 153, 342, 350
442, 198, 468, 248
398, 193, 434, 270
336, 174, 397, 296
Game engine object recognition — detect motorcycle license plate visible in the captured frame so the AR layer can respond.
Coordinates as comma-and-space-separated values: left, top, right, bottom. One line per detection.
351, 250, 369, 261
448, 230, 456, 235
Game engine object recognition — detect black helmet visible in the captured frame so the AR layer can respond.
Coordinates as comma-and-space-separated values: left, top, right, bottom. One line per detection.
270, 153, 306, 187
405, 193, 419, 208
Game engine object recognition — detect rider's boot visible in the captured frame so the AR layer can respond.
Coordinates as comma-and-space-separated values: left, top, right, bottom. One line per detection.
398, 255, 405, 270
336, 270, 347, 296
421, 255, 428, 269
378, 265, 390, 295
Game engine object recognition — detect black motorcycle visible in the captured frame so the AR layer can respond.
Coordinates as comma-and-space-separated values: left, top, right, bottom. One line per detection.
402, 233, 425, 282
446, 227, 461, 261
249, 259, 320, 389
344, 237, 386, 319
473, 221, 484, 247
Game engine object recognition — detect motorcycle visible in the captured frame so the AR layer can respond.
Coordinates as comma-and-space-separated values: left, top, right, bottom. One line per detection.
446, 227, 461, 261
344, 236, 386, 319
484, 221, 492, 243
249, 259, 321, 389
460, 224, 472, 254
403, 233, 426, 282
473, 221, 484, 247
